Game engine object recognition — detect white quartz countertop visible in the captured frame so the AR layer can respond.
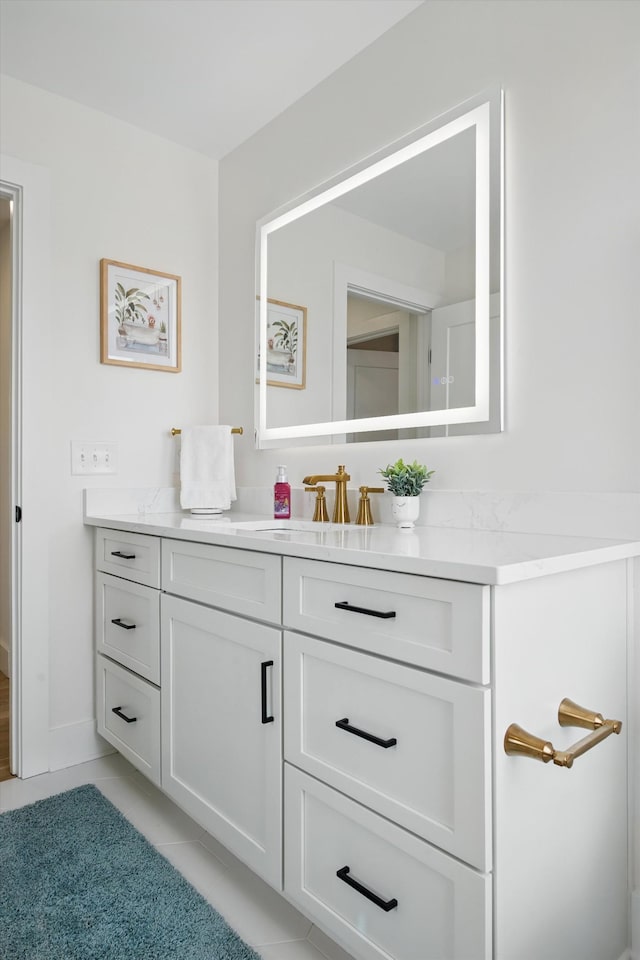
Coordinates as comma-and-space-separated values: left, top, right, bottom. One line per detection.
83, 509, 640, 585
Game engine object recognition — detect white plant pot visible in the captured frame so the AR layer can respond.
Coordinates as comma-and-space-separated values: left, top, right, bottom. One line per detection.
391, 495, 420, 528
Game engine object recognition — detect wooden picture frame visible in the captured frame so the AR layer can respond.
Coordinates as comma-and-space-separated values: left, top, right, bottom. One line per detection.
100, 259, 181, 372
256, 297, 307, 389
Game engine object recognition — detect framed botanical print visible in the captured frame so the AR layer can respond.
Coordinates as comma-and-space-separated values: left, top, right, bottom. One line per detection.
100, 259, 181, 372
256, 297, 306, 389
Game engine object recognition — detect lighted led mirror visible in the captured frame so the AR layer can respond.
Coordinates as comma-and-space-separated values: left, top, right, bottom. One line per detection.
256, 88, 503, 448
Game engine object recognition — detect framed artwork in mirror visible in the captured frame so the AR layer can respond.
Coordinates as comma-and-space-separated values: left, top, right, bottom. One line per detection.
255, 297, 307, 389
100, 259, 181, 372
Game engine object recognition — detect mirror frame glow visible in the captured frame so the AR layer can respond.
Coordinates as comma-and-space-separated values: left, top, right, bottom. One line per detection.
256, 89, 503, 447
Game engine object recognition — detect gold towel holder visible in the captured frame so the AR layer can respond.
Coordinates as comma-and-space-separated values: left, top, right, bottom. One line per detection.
504, 698, 622, 769
171, 427, 243, 436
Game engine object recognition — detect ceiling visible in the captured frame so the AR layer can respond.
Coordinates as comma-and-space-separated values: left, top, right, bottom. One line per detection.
0, 0, 423, 160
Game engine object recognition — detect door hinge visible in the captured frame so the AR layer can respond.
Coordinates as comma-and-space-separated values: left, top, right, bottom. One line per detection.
15, 505, 22, 523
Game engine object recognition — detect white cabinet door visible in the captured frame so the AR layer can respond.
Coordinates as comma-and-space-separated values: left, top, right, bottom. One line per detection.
161, 594, 282, 887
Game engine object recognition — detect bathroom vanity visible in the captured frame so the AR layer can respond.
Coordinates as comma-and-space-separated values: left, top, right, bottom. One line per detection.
87, 508, 637, 960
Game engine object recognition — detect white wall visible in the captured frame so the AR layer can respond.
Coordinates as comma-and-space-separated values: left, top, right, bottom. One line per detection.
0, 75, 218, 764
218, 0, 640, 938
219, 0, 640, 494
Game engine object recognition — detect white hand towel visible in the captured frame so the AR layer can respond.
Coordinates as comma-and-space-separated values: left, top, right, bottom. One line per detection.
179, 426, 237, 511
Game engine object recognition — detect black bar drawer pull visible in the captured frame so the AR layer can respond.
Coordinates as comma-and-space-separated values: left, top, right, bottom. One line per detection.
336, 717, 397, 749
111, 550, 136, 560
111, 618, 136, 631
337, 865, 398, 912
261, 660, 274, 724
335, 601, 396, 620
112, 706, 137, 724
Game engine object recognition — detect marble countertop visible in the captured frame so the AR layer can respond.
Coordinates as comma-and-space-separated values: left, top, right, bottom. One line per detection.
83, 508, 640, 585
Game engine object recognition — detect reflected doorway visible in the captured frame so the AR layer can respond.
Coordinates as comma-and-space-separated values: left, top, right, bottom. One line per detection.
345, 292, 428, 442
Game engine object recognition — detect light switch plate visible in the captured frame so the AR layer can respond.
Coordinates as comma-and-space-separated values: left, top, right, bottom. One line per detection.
71, 441, 118, 475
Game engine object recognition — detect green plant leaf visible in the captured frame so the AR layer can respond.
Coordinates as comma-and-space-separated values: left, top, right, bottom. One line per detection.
378, 457, 435, 496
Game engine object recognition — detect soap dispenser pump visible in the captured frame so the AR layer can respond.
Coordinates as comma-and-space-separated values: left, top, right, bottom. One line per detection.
274, 465, 291, 520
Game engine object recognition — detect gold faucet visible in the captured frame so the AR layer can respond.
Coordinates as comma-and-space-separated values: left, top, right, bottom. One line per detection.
302, 465, 351, 523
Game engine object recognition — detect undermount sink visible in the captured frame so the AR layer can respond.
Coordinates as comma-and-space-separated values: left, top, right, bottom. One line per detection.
225, 519, 340, 533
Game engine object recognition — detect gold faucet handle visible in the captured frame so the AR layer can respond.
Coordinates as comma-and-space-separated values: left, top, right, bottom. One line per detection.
305, 485, 330, 523
355, 486, 385, 526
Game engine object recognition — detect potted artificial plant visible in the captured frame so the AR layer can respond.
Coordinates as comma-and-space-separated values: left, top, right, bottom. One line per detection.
158, 320, 168, 354
379, 458, 435, 528
272, 318, 298, 367
114, 283, 157, 344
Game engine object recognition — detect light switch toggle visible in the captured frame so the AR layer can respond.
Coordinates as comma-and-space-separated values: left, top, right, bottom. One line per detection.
71, 441, 118, 475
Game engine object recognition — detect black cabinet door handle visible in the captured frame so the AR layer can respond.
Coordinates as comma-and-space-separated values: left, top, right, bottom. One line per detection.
336, 865, 398, 912
111, 618, 136, 631
335, 601, 396, 620
111, 550, 136, 560
336, 717, 397, 749
111, 706, 137, 724
261, 660, 274, 724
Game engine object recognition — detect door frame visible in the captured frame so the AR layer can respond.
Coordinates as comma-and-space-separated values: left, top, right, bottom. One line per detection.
1, 155, 51, 778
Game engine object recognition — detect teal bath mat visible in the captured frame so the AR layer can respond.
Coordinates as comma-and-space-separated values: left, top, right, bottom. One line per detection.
0, 783, 262, 960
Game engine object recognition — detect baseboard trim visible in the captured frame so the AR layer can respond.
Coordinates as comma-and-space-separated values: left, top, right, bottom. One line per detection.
0, 642, 9, 677
49, 719, 114, 771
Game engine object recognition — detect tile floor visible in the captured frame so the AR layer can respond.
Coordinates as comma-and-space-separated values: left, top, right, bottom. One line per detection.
0, 753, 355, 960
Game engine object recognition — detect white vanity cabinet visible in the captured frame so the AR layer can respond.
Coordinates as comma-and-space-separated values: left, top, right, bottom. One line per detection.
91, 519, 633, 960
281, 555, 629, 960
94, 529, 162, 785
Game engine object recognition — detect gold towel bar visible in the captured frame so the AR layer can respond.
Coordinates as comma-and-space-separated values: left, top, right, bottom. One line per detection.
171, 427, 243, 436
504, 698, 622, 769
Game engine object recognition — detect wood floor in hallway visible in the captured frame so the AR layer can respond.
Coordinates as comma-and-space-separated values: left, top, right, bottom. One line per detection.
0, 671, 14, 782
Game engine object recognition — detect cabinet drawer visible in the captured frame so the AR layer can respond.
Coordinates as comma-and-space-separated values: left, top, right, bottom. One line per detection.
284, 632, 490, 870
283, 558, 489, 682
96, 655, 160, 785
95, 528, 160, 588
95, 573, 160, 684
162, 538, 281, 623
285, 765, 491, 960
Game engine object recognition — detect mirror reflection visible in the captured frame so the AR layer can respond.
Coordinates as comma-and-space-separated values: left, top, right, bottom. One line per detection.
256, 90, 502, 446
